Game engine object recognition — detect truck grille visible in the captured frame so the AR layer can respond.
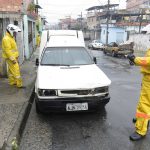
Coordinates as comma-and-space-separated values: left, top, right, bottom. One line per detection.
60, 90, 91, 95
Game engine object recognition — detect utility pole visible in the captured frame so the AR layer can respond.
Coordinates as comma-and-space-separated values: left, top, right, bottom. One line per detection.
106, 0, 110, 45
139, 9, 143, 33
36, 0, 39, 14
78, 12, 83, 30
98, 11, 101, 40
80, 12, 83, 30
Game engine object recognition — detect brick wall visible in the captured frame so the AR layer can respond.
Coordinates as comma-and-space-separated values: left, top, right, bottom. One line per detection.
0, 0, 34, 12
0, 0, 22, 12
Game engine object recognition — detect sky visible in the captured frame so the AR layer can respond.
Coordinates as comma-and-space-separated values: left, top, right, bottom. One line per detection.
38, 0, 126, 24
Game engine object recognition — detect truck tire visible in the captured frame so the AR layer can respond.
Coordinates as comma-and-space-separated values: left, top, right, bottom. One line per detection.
35, 96, 43, 114
103, 50, 106, 54
35, 101, 42, 114
112, 51, 116, 57
92, 46, 95, 50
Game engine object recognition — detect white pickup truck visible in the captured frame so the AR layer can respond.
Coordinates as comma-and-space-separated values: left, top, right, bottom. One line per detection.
35, 30, 111, 113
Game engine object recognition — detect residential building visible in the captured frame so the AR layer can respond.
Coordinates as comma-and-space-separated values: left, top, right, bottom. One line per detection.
58, 15, 87, 31
0, 0, 24, 63
127, 0, 150, 12
100, 24, 127, 44
86, 3, 150, 44
86, 4, 125, 42
86, 4, 119, 30
0, 0, 41, 76
59, 17, 77, 30
0, 0, 40, 62
126, 0, 150, 23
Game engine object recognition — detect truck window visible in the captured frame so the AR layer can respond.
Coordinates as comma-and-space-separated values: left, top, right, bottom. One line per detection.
41, 47, 94, 66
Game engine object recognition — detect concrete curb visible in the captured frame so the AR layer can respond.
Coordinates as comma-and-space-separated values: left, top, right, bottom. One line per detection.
1, 85, 35, 150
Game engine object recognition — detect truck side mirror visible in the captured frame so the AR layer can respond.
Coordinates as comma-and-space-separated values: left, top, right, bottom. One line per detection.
36, 58, 39, 66
93, 57, 97, 64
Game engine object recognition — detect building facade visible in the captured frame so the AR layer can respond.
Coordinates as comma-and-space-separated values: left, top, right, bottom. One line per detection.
127, 0, 149, 12
0, 0, 38, 63
86, 3, 150, 43
0, 0, 40, 76
100, 24, 127, 44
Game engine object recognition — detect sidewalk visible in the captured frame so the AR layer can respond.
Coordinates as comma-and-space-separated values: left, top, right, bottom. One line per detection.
0, 49, 38, 149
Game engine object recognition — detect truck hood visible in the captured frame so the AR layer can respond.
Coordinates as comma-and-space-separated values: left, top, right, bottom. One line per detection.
36, 64, 111, 89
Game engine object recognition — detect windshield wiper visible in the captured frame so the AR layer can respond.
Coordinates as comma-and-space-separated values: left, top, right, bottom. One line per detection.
41, 64, 60, 66
60, 64, 70, 66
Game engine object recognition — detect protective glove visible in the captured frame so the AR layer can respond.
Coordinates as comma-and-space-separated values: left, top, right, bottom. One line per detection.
12, 59, 17, 64
127, 54, 135, 65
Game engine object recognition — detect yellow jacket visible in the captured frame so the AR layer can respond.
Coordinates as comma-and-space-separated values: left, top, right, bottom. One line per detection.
134, 48, 150, 74
36, 34, 41, 47
2, 32, 19, 61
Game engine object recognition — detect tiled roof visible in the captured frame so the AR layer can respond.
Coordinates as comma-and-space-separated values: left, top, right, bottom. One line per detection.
0, 0, 22, 12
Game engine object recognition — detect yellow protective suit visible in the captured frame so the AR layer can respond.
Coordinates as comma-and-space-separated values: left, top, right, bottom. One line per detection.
36, 34, 41, 47
2, 32, 22, 87
134, 48, 150, 136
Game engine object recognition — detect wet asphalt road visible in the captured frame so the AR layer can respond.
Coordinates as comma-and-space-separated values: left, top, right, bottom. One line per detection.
20, 50, 150, 150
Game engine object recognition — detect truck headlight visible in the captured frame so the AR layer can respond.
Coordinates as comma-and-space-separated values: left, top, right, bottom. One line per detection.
92, 87, 109, 94
38, 89, 57, 96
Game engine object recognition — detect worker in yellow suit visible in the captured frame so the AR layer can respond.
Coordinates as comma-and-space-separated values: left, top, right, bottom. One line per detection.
2, 24, 23, 88
36, 32, 41, 48
127, 49, 150, 141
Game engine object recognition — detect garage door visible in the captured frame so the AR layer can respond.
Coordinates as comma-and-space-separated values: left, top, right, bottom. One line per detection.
116, 32, 124, 44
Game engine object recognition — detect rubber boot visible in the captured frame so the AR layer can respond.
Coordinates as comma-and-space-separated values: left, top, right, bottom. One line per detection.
129, 132, 145, 141
132, 118, 137, 123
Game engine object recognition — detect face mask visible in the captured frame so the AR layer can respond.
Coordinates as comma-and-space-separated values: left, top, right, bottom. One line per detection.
13, 32, 17, 37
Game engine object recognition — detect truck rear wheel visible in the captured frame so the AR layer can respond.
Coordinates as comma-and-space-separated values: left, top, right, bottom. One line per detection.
103, 50, 106, 54
112, 51, 116, 57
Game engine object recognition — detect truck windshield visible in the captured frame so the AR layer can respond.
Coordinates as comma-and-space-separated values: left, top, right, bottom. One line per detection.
41, 47, 94, 66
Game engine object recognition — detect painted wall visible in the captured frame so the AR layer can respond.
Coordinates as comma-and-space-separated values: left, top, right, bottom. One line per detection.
127, 0, 147, 11
0, 15, 24, 64
129, 33, 150, 55
23, 15, 29, 59
87, 16, 97, 30
100, 25, 127, 44
0, 14, 24, 76
126, 25, 145, 34
12, 19, 24, 64
28, 19, 36, 55
23, 15, 36, 59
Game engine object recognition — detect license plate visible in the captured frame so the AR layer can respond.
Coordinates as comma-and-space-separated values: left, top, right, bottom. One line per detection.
66, 103, 88, 111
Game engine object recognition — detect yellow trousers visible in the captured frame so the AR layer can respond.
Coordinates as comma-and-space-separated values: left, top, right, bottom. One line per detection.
6, 59, 22, 88
36, 36, 40, 47
135, 75, 150, 136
